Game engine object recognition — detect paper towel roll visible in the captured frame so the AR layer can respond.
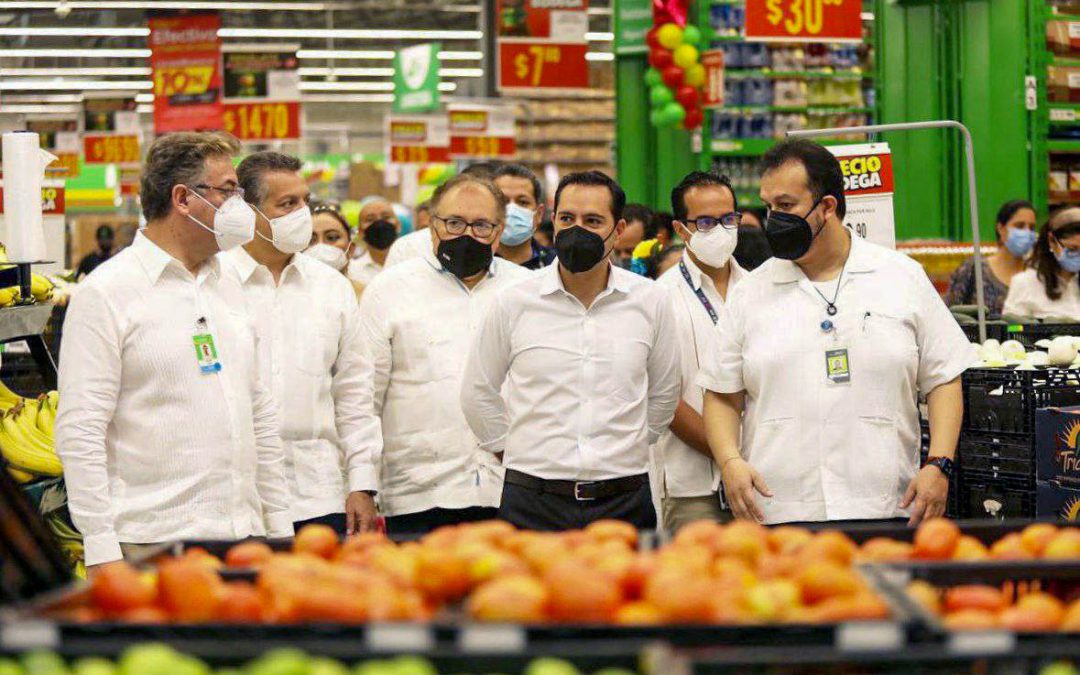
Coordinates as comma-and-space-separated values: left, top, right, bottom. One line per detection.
2, 131, 56, 262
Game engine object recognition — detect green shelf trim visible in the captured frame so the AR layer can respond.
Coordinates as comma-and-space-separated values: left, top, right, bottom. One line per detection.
1051, 56, 1080, 68
1049, 13, 1080, 22
724, 68, 872, 80
707, 33, 745, 43
710, 137, 866, 156
717, 105, 872, 114
1048, 139, 1080, 153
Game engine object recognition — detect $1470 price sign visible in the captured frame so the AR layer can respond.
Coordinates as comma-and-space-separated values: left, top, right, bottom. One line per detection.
499, 42, 588, 90
745, 0, 862, 42
223, 102, 301, 141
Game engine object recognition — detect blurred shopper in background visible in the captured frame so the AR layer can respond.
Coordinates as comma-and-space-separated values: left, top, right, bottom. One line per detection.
230, 152, 382, 536
535, 218, 555, 249
349, 197, 399, 284
614, 203, 654, 268
307, 202, 365, 299
415, 201, 432, 231
653, 211, 676, 248
1004, 206, 1080, 321
947, 199, 1037, 315
57, 132, 292, 570
75, 225, 116, 280
654, 244, 684, 278
359, 174, 531, 535
461, 171, 681, 531
493, 164, 556, 270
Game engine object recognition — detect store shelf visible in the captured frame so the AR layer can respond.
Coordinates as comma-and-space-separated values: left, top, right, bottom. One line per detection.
1048, 138, 1080, 153
718, 105, 872, 114
1049, 12, 1080, 22
710, 136, 868, 156
0, 305, 53, 343
520, 138, 614, 145
528, 116, 615, 123
1050, 55, 1080, 67
725, 68, 871, 80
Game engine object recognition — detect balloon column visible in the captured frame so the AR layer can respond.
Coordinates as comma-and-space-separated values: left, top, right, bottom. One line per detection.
644, 0, 705, 131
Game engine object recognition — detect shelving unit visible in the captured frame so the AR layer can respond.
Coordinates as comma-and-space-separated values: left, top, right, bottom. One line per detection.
515, 95, 616, 176
1042, 3, 1080, 208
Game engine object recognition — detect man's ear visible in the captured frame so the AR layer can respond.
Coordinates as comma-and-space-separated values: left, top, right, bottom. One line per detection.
673, 219, 692, 242
172, 184, 192, 216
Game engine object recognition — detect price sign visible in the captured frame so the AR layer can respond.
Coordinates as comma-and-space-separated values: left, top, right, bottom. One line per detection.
0, 186, 65, 216
745, 0, 862, 43
148, 12, 223, 133
500, 42, 589, 89
701, 49, 726, 109
829, 143, 895, 249
83, 135, 141, 165
223, 102, 301, 141
153, 65, 216, 98
386, 115, 451, 165
449, 136, 517, 158
497, 0, 589, 91
448, 106, 517, 160
47, 153, 80, 180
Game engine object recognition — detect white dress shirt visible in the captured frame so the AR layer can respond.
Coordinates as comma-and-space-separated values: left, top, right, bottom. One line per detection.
655, 254, 745, 499
359, 247, 532, 516
1003, 268, 1080, 321
461, 263, 682, 482
348, 249, 384, 285
56, 233, 293, 566
697, 234, 973, 524
385, 229, 432, 268
223, 248, 382, 523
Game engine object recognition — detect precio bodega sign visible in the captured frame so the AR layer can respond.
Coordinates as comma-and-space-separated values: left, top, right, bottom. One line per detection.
829, 143, 895, 249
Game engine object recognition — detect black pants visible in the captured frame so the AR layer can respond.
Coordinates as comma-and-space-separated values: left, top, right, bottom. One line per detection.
385, 506, 498, 536
498, 480, 656, 531
293, 512, 347, 536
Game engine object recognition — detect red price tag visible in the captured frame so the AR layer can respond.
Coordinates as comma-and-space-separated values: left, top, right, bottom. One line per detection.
389, 145, 451, 164
449, 135, 517, 159
498, 43, 589, 90
745, 0, 862, 42
223, 102, 301, 140
83, 135, 140, 165
837, 152, 894, 197
0, 186, 65, 215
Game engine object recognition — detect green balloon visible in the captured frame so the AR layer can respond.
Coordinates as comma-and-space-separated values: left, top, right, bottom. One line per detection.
662, 101, 687, 126
649, 109, 664, 127
643, 67, 662, 87
649, 85, 674, 108
682, 25, 702, 46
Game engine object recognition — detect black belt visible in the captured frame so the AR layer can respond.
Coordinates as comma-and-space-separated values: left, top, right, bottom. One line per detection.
504, 469, 648, 501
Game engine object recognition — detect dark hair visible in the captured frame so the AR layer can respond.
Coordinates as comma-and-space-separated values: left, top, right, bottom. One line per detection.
553, 170, 626, 222
655, 244, 685, 276
652, 211, 675, 240
493, 163, 543, 204
623, 203, 654, 230
237, 151, 302, 207
95, 225, 115, 240
740, 206, 766, 229
416, 200, 431, 214
431, 174, 509, 222
311, 202, 351, 237
1033, 208, 1080, 301
141, 131, 241, 222
994, 199, 1035, 243
461, 161, 500, 180
671, 171, 738, 222
759, 139, 846, 220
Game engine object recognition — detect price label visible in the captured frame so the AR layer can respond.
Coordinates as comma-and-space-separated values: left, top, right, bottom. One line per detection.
83, 135, 140, 165
153, 65, 215, 97
389, 145, 450, 164
45, 152, 80, 179
746, 0, 862, 42
0, 186, 66, 215
223, 102, 301, 140
499, 42, 589, 90
449, 135, 516, 159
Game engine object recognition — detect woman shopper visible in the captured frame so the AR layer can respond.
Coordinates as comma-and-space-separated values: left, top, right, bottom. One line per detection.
945, 200, 1037, 314
1003, 206, 1080, 321
305, 202, 365, 299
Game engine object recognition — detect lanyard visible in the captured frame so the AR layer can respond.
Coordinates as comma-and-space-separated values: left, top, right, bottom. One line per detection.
679, 260, 718, 325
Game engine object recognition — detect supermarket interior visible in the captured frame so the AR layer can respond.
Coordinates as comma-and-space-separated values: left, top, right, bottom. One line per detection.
3, 0, 1080, 673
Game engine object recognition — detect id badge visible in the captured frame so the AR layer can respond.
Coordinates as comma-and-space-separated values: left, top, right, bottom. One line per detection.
825, 348, 850, 384
193, 333, 222, 374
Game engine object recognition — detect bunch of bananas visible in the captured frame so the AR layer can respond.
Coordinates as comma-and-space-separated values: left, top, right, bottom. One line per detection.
45, 511, 85, 577
0, 381, 61, 483
0, 274, 54, 308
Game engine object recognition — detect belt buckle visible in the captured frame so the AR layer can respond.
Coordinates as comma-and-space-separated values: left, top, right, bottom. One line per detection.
574, 481, 596, 501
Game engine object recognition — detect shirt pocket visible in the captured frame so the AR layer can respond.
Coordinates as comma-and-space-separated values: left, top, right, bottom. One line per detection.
288, 438, 344, 498
844, 415, 902, 501
850, 309, 918, 416
295, 316, 338, 377
597, 335, 650, 403
750, 416, 815, 503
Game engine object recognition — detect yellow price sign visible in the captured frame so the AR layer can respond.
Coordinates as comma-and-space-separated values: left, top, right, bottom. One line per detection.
763, 0, 846, 36
391, 146, 430, 164
84, 135, 140, 165
153, 65, 215, 97
223, 103, 297, 140
512, 45, 562, 88
464, 136, 500, 157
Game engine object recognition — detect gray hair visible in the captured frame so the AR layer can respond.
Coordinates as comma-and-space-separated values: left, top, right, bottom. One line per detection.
140, 131, 241, 222
237, 151, 303, 207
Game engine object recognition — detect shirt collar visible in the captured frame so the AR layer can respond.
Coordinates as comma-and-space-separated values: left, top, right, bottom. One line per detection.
540, 260, 628, 296
681, 252, 746, 291
769, 228, 877, 284
131, 231, 220, 284
229, 247, 307, 285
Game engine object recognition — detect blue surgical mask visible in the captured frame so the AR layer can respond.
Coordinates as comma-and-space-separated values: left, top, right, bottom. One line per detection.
1004, 227, 1036, 258
501, 202, 535, 246
1056, 247, 1080, 274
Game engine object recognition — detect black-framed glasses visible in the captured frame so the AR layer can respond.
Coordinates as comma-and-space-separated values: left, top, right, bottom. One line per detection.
686, 212, 741, 232
433, 215, 497, 239
192, 183, 245, 200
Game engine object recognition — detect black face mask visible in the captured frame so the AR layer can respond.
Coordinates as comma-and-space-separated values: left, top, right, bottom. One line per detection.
764, 198, 824, 261
733, 225, 772, 271
555, 225, 615, 274
363, 219, 398, 250
436, 233, 493, 280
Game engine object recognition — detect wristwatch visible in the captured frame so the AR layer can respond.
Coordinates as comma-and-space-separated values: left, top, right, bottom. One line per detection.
924, 456, 955, 479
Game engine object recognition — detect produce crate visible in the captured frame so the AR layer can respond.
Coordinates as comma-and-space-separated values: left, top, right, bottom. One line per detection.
962, 368, 1080, 435
1035, 407, 1080, 485
1005, 323, 1080, 350
960, 322, 1008, 344
958, 432, 1036, 481
957, 471, 1036, 520
1037, 480, 1080, 521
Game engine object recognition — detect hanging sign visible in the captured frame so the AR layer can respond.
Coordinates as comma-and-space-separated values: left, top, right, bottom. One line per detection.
0, 185, 65, 216
222, 47, 302, 141
148, 11, 223, 133
829, 142, 895, 249
614, 0, 651, 56
701, 49, 726, 109
497, 0, 590, 91
745, 0, 862, 43
386, 115, 451, 164
82, 97, 141, 166
25, 119, 80, 179
394, 43, 441, 113
448, 105, 518, 159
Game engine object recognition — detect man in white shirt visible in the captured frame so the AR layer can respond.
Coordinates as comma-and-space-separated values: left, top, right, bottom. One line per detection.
655, 171, 745, 532
700, 139, 971, 526
348, 198, 399, 284
359, 174, 531, 535
56, 132, 293, 570
461, 171, 682, 531
229, 151, 381, 535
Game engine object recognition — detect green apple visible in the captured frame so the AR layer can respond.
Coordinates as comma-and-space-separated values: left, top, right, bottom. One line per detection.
71, 657, 117, 675
309, 658, 349, 675
20, 651, 69, 675
523, 659, 580, 675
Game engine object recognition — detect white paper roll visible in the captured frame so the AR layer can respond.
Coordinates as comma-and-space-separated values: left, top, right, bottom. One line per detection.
1, 131, 56, 262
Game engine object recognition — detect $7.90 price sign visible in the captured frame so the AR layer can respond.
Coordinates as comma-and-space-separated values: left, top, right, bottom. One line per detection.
748, 0, 861, 41
499, 42, 588, 90
514, 46, 561, 88
223, 102, 300, 141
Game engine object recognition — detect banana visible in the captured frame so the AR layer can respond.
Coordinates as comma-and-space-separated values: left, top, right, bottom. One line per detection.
6, 465, 35, 483
0, 380, 23, 409
0, 287, 17, 308
46, 390, 59, 412
36, 396, 55, 437
30, 274, 53, 302
0, 404, 62, 476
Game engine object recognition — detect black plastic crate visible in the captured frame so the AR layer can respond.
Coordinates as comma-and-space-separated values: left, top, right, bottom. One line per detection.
957, 431, 1035, 479
1004, 322, 1080, 350
959, 322, 1007, 344
957, 470, 1036, 520
962, 368, 1080, 434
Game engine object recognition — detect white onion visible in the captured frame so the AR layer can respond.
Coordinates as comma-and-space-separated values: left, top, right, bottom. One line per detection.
1048, 336, 1078, 366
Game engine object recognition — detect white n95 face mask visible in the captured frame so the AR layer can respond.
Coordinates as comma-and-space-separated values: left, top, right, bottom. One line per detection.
304, 243, 348, 271
187, 190, 256, 252
254, 204, 314, 254
689, 225, 738, 268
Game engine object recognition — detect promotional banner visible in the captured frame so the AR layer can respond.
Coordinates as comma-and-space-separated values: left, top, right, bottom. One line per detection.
614, 0, 651, 56
386, 115, 451, 164
149, 11, 223, 133
82, 97, 141, 166
829, 142, 895, 249
701, 49, 726, 109
222, 47, 302, 141
497, 0, 590, 91
448, 105, 518, 159
745, 0, 862, 43
394, 43, 441, 114
26, 119, 80, 179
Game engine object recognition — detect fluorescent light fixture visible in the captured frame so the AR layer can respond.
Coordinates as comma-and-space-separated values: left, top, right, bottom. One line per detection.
586, 32, 615, 42
586, 52, 615, 61
298, 66, 482, 78
0, 94, 85, 103
0, 80, 153, 91
136, 105, 153, 113
296, 49, 482, 61
2, 2, 338, 8
135, 93, 154, 103
220, 28, 482, 40
0, 105, 83, 114
298, 81, 458, 92
0, 27, 149, 37
0, 67, 152, 77
299, 94, 394, 103
0, 48, 151, 58
439, 51, 483, 61
438, 68, 483, 77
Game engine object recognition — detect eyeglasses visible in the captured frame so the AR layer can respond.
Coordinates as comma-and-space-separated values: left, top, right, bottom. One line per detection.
311, 201, 343, 216
686, 212, 741, 232
433, 215, 497, 239
192, 183, 245, 200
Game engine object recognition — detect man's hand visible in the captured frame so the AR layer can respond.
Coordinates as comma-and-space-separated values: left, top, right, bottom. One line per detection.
900, 465, 949, 526
345, 491, 378, 535
720, 458, 772, 523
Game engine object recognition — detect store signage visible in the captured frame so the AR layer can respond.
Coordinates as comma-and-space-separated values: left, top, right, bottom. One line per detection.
497, 0, 590, 91
82, 97, 141, 166
745, 0, 862, 43
84, 135, 141, 165
386, 115, 451, 164
222, 47, 302, 141
701, 49, 726, 109
614, 0, 651, 56
447, 106, 518, 159
119, 166, 141, 197
148, 11, 223, 133
829, 142, 895, 249
0, 185, 65, 216
394, 43, 441, 114
25, 119, 80, 180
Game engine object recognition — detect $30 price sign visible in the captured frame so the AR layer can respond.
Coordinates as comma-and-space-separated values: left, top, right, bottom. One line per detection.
745, 0, 862, 42
223, 102, 301, 141
499, 42, 588, 90
83, 135, 140, 165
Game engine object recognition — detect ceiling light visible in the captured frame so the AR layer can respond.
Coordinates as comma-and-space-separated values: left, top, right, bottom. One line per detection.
438, 68, 483, 77
0, 80, 153, 91
585, 52, 615, 61
1, 2, 338, 9
0, 27, 149, 37
0, 67, 152, 77
135, 93, 154, 103
0, 94, 84, 103
298, 67, 394, 77
586, 32, 615, 42
298, 81, 457, 92
296, 49, 481, 61
0, 105, 83, 114
299, 94, 393, 103
220, 28, 482, 40
0, 48, 151, 58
